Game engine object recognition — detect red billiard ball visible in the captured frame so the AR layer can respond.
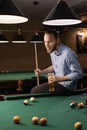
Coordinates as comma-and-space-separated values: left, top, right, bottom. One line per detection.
13, 115, 20, 124
32, 116, 39, 125
39, 117, 47, 126
74, 122, 82, 130
78, 102, 84, 108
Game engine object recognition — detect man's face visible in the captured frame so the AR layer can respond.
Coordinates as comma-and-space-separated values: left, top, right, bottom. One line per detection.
44, 33, 59, 54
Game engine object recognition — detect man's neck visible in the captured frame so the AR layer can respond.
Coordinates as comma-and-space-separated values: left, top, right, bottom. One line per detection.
54, 42, 60, 52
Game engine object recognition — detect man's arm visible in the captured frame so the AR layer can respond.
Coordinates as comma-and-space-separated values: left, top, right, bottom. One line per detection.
41, 65, 54, 75
35, 65, 54, 77
48, 75, 71, 84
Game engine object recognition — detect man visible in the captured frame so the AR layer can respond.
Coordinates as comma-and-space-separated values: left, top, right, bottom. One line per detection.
31, 29, 84, 95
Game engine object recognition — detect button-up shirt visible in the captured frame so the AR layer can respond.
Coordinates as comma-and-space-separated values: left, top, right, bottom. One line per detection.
50, 43, 83, 91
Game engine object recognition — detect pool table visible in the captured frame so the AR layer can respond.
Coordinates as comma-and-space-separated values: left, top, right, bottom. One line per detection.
0, 92, 87, 130
0, 71, 47, 93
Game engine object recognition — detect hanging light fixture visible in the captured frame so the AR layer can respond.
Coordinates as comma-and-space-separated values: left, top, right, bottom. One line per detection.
0, 32, 9, 43
0, 0, 28, 24
30, 33, 43, 43
12, 29, 27, 43
42, 0, 82, 26
30, 33, 43, 86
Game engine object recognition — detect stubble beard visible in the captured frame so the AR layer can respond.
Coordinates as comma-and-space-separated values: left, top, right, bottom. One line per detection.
47, 44, 57, 54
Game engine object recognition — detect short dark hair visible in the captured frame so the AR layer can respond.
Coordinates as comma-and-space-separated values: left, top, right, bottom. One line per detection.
44, 29, 59, 39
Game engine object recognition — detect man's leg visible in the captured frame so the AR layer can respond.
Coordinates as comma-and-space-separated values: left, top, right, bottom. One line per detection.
31, 82, 49, 93
54, 83, 85, 95
31, 82, 84, 95
54, 83, 73, 96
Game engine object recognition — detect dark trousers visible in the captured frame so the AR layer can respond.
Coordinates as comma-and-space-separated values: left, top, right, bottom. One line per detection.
31, 82, 82, 96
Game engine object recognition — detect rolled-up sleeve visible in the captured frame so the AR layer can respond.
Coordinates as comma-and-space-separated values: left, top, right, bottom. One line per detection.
65, 52, 83, 81
50, 43, 84, 90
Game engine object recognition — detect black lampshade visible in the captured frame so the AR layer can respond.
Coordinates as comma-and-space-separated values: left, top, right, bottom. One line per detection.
12, 29, 27, 43
0, 0, 28, 24
42, 0, 82, 26
0, 33, 9, 43
30, 33, 43, 43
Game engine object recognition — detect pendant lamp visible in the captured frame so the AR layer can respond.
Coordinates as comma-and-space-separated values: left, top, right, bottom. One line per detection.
42, 0, 82, 26
0, 32, 9, 43
0, 0, 28, 24
12, 29, 27, 43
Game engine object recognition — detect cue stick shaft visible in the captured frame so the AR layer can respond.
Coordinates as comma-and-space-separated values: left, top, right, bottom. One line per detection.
34, 43, 39, 86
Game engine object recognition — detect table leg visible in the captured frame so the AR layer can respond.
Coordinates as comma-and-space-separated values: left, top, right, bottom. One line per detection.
17, 80, 23, 91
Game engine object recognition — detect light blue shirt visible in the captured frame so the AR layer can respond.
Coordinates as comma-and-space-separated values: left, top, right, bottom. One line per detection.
50, 43, 83, 91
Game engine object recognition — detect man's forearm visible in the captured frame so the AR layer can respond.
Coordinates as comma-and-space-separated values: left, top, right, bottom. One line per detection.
41, 65, 54, 75
55, 75, 71, 82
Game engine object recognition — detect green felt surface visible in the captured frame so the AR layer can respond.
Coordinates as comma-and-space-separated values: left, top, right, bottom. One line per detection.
0, 93, 87, 130
0, 71, 47, 81
0, 71, 35, 81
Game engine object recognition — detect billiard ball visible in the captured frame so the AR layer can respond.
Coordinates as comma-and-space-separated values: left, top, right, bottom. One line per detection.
32, 116, 39, 125
24, 99, 28, 105
30, 97, 35, 102
74, 122, 82, 130
39, 117, 47, 125
70, 101, 77, 108
13, 115, 20, 124
77, 102, 84, 108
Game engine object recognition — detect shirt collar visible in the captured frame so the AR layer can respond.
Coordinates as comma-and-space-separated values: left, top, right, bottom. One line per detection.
54, 43, 64, 56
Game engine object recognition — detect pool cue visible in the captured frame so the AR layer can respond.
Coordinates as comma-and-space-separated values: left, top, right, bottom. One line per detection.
34, 42, 39, 86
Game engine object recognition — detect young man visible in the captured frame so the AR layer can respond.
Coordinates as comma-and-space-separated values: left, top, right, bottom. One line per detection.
31, 29, 84, 95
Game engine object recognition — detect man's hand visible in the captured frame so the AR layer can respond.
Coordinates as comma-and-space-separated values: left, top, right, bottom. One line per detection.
48, 74, 55, 84
48, 75, 70, 83
34, 69, 42, 77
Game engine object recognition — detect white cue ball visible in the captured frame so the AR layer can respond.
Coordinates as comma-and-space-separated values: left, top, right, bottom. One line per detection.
24, 99, 28, 105
30, 97, 35, 102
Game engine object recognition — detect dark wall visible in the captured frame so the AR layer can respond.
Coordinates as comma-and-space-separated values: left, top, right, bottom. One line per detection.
0, 42, 51, 72
0, 27, 87, 72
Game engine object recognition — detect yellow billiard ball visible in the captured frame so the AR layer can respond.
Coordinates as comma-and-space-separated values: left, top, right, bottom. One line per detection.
32, 116, 39, 125
74, 122, 82, 130
13, 115, 20, 124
